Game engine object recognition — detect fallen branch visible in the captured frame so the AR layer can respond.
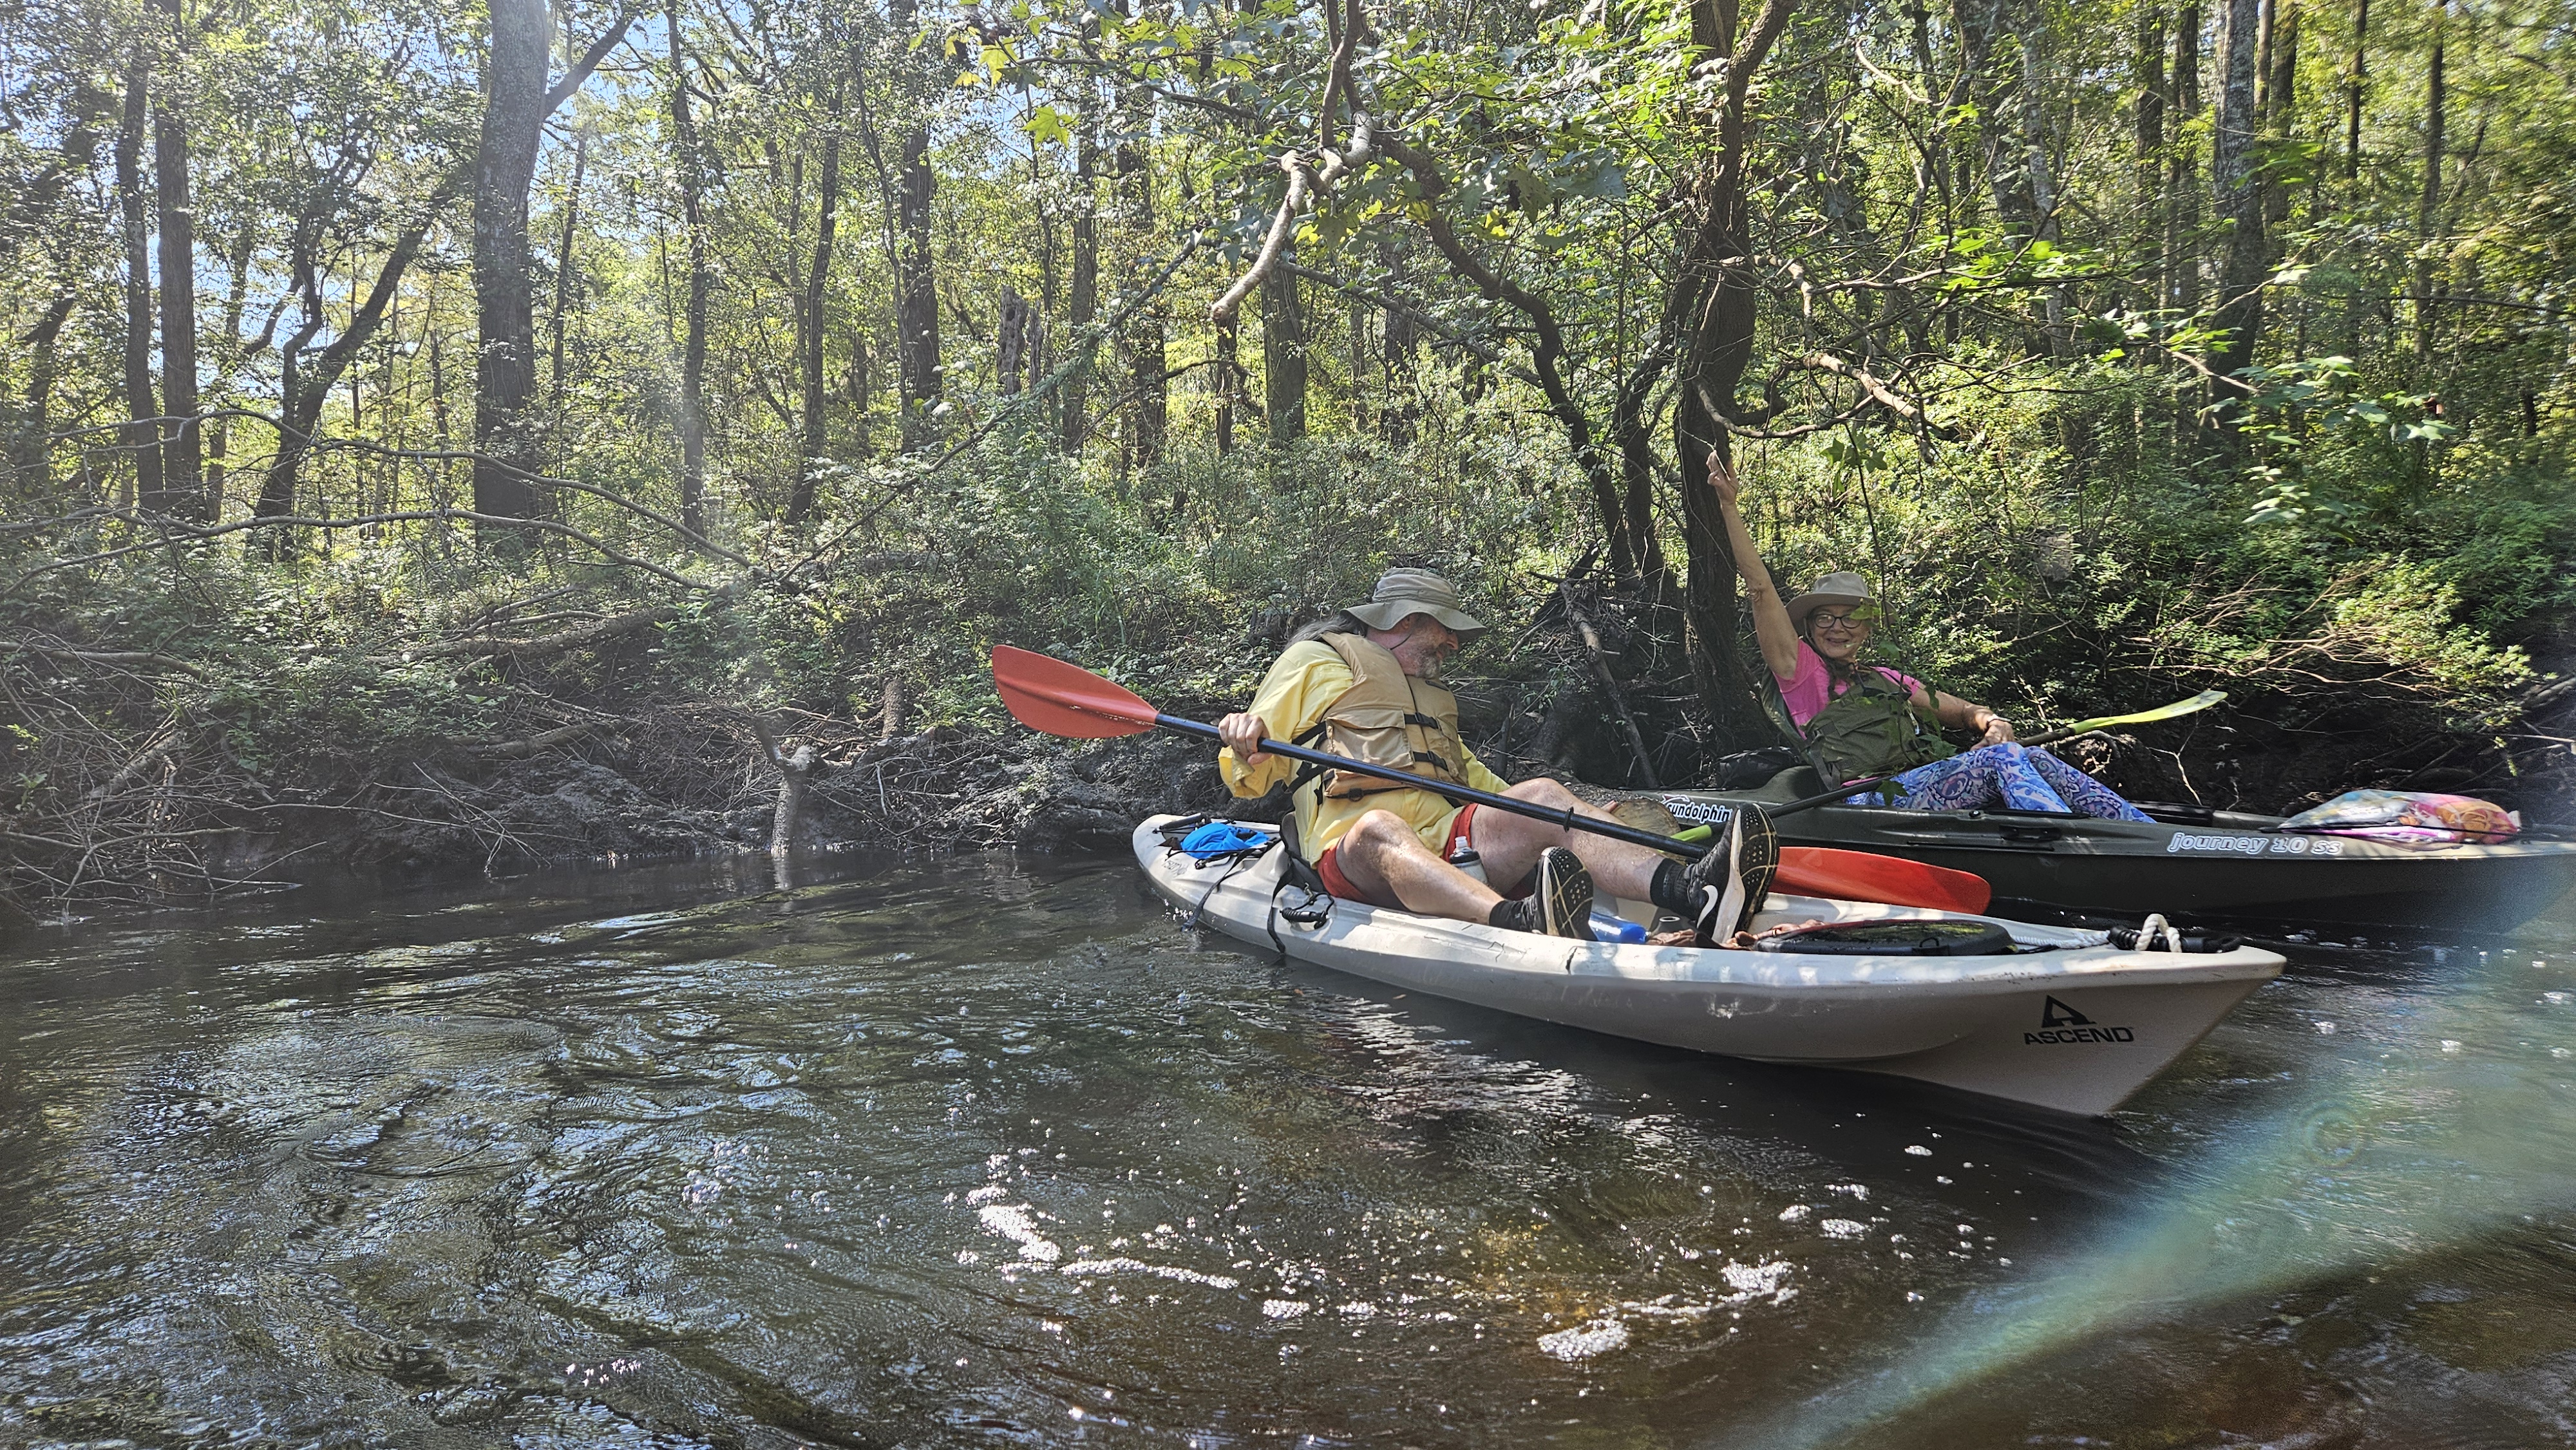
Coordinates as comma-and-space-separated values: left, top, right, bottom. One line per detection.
3, 640, 211, 681
1558, 581, 1661, 789
472, 720, 607, 758
5, 508, 714, 596
416, 604, 679, 661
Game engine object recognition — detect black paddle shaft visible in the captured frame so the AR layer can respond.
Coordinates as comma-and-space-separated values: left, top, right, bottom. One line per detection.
1156, 713, 1703, 858
1768, 721, 2108, 818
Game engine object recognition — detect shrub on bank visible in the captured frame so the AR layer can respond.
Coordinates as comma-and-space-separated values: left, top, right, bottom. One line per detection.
4, 372, 2570, 918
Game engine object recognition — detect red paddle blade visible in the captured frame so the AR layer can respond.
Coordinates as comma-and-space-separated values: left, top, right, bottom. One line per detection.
1777, 846, 1993, 915
992, 645, 1160, 739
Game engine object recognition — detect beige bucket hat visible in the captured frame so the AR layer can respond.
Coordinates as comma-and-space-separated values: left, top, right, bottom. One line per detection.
1783, 571, 1882, 632
1346, 568, 1487, 641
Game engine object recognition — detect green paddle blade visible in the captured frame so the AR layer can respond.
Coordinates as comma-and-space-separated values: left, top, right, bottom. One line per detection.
2059, 690, 2226, 736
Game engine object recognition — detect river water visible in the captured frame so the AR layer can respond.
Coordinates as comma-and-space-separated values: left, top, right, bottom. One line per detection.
3, 851, 2573, 1449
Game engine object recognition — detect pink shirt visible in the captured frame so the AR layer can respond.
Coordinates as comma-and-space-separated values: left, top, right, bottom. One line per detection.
1776, 640, 1922, 728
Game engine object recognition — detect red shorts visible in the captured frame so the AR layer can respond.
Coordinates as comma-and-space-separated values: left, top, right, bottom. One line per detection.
1316, 805, 1510, 907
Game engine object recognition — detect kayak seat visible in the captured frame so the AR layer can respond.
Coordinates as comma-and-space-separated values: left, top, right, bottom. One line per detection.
2132, 800, 2217, 826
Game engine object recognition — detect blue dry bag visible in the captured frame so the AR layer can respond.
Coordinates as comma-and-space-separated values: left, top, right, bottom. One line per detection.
1179, 822, 1273, 860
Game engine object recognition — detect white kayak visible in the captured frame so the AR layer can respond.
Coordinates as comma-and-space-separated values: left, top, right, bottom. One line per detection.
1135, 816, 2284, 1116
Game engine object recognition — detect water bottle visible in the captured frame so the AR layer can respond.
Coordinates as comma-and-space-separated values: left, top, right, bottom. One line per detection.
1589, 911, 1647, 944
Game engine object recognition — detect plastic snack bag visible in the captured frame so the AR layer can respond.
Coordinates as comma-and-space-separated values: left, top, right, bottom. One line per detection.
2278, 789, 2520, 846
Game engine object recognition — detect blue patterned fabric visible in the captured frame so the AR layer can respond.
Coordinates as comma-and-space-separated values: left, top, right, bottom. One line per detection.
1855, 742, 2152, 821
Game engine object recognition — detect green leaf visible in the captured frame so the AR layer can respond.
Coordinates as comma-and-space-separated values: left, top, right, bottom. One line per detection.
1025, 104, 1073, 146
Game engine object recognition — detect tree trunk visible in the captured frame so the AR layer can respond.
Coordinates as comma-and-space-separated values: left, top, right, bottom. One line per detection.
428, 326, 450, 445
1262, 249, 1307, 444
11, 296, 77, 491
889, 0, 940, 450
471, 0, 550, 529
469, 1, 632, 530
2345, 0, 2367, 180
1061, 125, 1099, 454
787, 113, 841, 524
1908, 0, 1958, 345
548, 129, 589, 444
116, 51, 162, 511
6, 100, 105, 496
151, 0, 201, 520
1955, 0, 2032, 232
771, 743, 813, 859
1672, 0, 1801, 742
2260, 0, 2298, 229
880, 673, 906, 740
1379, 240, 1419, 444
2168, 2, 2203, 313
2413, 3, 2443, 362
2135, 0, 2166, 308
1115, 84, 1165, 473
998, 287, 1030, 394
2208, 0, 2266, 396
1612, 338, 1674, 589
2014, 0, 2066, 350
669, 0, 712, 539
204, 223, 254, 513
850, 328, 873, 452
256, 208, 446, 533
1213, 312, 1238, 453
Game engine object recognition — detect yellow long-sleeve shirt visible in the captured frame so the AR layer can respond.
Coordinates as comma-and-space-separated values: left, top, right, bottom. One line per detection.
1217, 639, 1511, 859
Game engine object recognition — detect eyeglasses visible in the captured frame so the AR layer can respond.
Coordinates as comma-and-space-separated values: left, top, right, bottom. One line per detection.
1810, 609, 1876, 632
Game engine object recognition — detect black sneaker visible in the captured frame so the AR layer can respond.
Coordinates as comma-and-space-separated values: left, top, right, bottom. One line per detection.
1492, 847, 1595, 938
1690, 804, 1779, 946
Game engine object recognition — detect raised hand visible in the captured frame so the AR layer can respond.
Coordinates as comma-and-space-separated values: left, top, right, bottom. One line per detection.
1705, 448, 1741, 507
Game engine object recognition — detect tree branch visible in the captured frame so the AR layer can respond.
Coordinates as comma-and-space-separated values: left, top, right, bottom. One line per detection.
544, 4, 648, 115
414, 604, 680, 661
1799, 351, 1959, 437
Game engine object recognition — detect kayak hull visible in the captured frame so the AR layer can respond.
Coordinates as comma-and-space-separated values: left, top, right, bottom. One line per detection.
1663, 773, 2576, 932
1136, 818, 2282, 1116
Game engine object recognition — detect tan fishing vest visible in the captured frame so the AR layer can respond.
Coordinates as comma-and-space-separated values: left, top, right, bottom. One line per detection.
1312, 632, 1471, 798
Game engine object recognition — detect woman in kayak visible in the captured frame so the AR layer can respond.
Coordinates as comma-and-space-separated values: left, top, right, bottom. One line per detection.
1708, 451, 2150, 820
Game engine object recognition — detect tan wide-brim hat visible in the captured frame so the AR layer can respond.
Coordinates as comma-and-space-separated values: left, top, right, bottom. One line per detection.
1783, 571, 1880, 632
1345, 567, 1487, 641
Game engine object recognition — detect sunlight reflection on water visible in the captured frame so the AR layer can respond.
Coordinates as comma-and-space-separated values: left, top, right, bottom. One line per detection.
1759, 918, 2576, 1449
0, 854, 2571, 1447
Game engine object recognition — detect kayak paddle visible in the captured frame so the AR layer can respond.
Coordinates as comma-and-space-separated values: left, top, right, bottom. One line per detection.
995, 645, 1700, 856
990, 646, 1993, 913
1779, 847, 1990, 914
1768, 689, 2229, 818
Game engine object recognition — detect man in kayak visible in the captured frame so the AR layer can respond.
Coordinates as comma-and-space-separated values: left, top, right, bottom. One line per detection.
1217, 567, 1776, 940
1706, 452, 2150, 819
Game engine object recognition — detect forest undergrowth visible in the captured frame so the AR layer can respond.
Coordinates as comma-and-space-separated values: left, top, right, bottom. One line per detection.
10, 0, 2576, 921
7, 377, 2569, 924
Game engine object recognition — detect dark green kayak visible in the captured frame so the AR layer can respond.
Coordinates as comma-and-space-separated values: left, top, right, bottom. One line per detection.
1663, 769, 2576, 932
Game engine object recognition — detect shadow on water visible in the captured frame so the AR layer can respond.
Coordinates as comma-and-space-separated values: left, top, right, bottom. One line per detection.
2, 848, 2573, 1447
